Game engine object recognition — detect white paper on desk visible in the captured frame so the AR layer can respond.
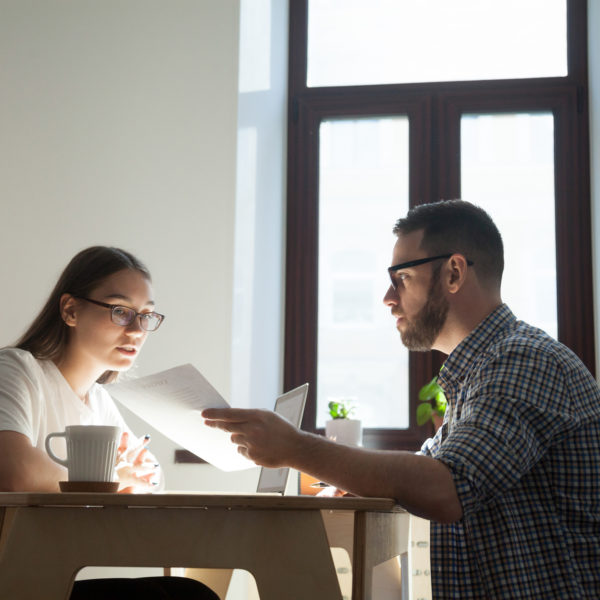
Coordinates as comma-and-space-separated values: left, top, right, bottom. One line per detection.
107, 364, 254, 472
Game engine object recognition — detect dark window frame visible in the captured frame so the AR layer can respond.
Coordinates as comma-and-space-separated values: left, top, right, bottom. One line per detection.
284, 0, 593, 450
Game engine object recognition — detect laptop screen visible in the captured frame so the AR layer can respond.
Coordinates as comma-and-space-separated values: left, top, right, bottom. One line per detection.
255, 383, 309, 494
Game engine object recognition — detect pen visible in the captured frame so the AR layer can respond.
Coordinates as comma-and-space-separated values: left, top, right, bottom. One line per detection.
310, 481, 329, 488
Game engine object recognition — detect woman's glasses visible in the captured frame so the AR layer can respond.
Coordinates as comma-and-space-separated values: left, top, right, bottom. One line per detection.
75, 297, 165, 332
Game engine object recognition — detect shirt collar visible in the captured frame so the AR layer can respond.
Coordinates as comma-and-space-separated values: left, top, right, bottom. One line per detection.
438, 303, 516, 388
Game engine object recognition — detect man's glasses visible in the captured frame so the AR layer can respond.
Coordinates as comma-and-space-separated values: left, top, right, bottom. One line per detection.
75, 297, 165, 332
388, 254, 474, 289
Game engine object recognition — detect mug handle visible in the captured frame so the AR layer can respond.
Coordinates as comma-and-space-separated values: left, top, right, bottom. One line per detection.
45, 432, 69, 467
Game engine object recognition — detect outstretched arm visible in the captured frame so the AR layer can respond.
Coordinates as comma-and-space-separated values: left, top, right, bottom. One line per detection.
0, 430, 65, 491
203, 408, 462, 523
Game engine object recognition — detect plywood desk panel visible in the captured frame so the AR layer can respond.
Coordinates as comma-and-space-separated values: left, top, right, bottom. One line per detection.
0, 493, 408, 600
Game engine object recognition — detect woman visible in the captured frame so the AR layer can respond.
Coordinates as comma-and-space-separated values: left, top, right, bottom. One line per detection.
0, 246, 218, 600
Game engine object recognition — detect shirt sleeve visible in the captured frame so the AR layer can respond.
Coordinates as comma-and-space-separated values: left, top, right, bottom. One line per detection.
418, 425, 444, 457
434, 346, 581, 517
0, 350, 39, 441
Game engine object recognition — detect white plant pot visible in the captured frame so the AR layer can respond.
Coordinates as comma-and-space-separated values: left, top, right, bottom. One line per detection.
325, 419, 362, 446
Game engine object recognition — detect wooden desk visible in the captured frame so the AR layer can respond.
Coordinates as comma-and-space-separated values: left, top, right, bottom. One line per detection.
0, 493, 409, 600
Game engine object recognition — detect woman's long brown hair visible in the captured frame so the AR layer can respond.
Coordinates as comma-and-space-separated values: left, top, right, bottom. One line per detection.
15, 246, 151, 384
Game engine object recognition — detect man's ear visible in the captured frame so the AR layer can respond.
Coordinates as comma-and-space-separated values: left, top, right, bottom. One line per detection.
445, 255, 470, 294
59, 294, 78, 327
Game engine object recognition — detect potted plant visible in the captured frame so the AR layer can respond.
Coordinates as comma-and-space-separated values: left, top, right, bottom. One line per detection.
325, 398, 362, 446
417, 375, 447, 432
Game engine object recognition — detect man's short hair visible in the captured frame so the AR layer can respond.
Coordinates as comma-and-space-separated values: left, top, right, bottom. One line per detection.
393, 200, 504, 288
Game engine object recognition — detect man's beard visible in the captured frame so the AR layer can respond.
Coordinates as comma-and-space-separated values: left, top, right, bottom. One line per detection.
399, 272, 449, 352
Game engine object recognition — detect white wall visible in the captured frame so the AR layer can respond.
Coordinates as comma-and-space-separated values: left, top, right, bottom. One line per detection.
232, 0, 288, 414
0, 1, 239, 387
0, 0, 288, 498
0, 0, 246, 490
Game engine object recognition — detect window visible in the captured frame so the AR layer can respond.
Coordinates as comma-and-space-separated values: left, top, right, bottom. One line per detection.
317, 117, 409, 429
461, 113, 558, 337
285, 0, 592, 450
307, 0, 568, 86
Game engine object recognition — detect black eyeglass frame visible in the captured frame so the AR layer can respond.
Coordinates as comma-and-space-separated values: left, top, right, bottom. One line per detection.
388, 253, 474, 289
74, 296, 165, 331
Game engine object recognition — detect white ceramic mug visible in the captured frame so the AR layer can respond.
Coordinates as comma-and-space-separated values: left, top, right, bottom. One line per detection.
45, 425, 121, 482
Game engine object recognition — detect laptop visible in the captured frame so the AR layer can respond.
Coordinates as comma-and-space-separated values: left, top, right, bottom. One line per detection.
255, 383, 309, 494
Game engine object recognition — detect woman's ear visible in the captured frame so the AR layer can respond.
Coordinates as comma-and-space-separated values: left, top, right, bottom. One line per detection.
59, 293, 78, 327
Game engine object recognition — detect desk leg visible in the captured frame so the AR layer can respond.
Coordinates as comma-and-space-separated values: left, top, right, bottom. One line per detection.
401, 553, 410, 600
351, 512, 410, 600
185, 568, 233, 600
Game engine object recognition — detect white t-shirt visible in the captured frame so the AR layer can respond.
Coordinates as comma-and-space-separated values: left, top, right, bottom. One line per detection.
0, 347, 131, 459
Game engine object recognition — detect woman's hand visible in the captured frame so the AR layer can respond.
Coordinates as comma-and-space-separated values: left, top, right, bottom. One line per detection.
115, 431, 161, 493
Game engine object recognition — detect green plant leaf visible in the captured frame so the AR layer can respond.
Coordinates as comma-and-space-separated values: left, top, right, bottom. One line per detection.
418, 376, 440, 401
433, 390, 447, 416
328, 400, 354, 419
328, 401, 340, 419
416, 402, 433, 426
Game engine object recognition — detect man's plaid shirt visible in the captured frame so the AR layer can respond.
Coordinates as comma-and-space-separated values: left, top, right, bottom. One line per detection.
420, 304, 600, 598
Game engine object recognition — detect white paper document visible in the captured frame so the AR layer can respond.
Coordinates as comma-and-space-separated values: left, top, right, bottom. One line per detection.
107, 364, 254, 472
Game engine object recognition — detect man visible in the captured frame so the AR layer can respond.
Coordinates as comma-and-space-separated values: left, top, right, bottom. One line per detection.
204, 200, 600, 598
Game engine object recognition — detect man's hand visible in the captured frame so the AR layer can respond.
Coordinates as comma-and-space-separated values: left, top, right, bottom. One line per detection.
202, 408, 303, 468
